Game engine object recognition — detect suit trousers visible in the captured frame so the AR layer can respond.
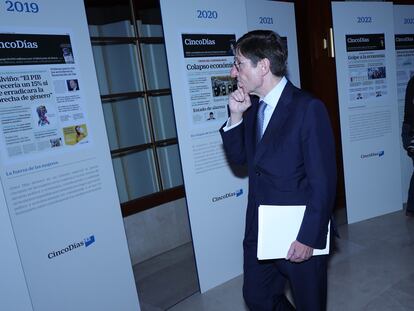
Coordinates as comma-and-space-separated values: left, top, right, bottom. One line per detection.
243, 242, 328, 311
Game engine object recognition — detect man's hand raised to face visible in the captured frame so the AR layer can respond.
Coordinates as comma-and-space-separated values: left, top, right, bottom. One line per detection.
229, 87, 251, 125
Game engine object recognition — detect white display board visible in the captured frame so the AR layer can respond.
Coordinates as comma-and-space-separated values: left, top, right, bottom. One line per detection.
0, 186, 33, 311
332, 2, 402, 223
245, 0, 300, 88
160, 0, 248, 293
394, 5, 414, 204
0, 1, 140, 310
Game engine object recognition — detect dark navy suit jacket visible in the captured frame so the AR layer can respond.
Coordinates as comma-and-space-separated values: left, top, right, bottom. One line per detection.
220, 81, 337, 249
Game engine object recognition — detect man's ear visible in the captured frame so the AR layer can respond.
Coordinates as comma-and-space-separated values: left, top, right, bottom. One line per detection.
260, 58, 271, 75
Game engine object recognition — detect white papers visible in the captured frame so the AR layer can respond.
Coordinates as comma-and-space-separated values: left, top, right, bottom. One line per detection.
257, 205, 330, 260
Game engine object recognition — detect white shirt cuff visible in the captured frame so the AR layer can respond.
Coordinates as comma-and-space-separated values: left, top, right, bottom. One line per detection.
222, 118, 243, 132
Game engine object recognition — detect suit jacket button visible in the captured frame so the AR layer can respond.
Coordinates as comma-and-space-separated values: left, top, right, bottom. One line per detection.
255, 171, 261, 176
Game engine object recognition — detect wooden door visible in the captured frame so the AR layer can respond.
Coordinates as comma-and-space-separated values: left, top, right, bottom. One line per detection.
294, 0, 346, 211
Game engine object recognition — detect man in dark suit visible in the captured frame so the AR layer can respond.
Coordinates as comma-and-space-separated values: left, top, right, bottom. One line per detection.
220, 30, 336, 310
402, 75, 414, 217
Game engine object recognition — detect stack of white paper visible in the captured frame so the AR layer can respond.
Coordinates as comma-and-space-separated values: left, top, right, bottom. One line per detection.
257, 205, 330, 260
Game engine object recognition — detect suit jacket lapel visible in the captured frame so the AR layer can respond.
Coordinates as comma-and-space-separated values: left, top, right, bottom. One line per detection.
254, 81, 295, 164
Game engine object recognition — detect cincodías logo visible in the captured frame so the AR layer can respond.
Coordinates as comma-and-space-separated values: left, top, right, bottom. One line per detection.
48, 235, 95, 259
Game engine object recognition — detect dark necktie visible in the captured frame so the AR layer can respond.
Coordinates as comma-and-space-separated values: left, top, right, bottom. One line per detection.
256, 100, 267, 143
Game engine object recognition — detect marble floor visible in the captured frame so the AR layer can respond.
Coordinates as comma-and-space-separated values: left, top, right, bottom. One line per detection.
134, 209, 414, 311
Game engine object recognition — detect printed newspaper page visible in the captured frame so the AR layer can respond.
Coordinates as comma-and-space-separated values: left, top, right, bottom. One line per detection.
345, 33, 393, 143
182, 34, 236, 125
395, 34, 414, 120
0, 33, 89, 165
346, 33, 388, 103
181, 33, 236, 174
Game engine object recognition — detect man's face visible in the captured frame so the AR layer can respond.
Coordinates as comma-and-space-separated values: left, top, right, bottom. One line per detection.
230, 52, 263, 96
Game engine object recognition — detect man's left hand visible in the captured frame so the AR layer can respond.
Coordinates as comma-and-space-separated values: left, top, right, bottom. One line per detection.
286, 240, 314, 263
